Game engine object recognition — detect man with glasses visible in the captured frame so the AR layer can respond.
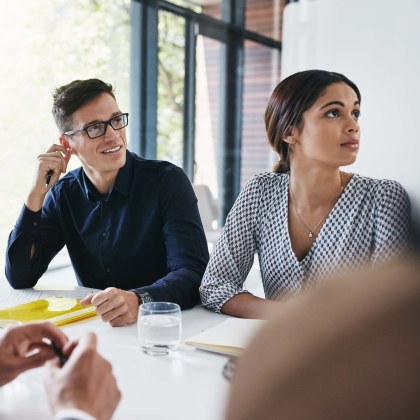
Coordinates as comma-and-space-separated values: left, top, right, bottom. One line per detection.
5, 78, 209, 326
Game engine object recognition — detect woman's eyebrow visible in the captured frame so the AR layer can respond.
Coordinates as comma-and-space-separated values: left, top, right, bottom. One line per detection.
319, 100, 360, 110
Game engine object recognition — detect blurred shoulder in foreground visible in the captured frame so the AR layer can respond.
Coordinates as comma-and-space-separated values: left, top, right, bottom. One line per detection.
226, 254, 420, 420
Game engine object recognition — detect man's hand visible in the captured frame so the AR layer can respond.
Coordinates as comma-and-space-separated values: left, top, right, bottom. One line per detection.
45, 332, 121, 420
81, 287, 139, 327
26, 144, 71, 212
0, 322, 68, 386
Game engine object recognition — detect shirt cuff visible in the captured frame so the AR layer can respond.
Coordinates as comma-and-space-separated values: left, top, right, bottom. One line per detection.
54, 408, 97, 420
15, 204, 42, 233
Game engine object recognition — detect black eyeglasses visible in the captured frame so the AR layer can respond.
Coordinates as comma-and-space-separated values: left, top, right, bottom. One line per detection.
64, 113, 129, 139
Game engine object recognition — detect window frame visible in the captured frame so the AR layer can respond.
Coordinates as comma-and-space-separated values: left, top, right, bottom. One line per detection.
131, 0, 283, 221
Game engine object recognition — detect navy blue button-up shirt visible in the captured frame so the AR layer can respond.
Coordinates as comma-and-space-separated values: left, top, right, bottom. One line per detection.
5, 151, 209, 309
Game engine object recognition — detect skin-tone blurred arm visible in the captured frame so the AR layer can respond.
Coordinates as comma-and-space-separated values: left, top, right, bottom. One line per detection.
221, 293, 280, 319
80, 287, 139, 327
0, 322, 68, 386
44, 332, 121, 420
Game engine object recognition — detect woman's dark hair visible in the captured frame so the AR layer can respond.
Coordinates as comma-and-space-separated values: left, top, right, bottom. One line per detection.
265, 70, 361, 173
52, 78, 115, 134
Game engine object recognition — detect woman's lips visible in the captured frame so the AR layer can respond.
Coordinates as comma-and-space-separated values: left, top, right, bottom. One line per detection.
341, 140, 359, 151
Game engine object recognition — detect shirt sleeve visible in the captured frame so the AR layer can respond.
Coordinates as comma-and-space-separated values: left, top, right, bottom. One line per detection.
131, 166, 209, 309
5, 190, 65, 289
371, 180, 412, 264
199, 176, 262, 313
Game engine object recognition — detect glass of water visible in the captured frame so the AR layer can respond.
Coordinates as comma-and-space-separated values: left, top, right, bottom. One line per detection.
137, 302, 182, 356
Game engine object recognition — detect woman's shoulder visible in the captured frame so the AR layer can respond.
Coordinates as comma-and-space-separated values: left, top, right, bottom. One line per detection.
246, 171, 289, 189
234, 172, 288, 208
351, 173, 409, 203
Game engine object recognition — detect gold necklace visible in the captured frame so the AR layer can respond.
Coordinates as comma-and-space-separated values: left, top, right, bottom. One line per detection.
289, 172, 344, 238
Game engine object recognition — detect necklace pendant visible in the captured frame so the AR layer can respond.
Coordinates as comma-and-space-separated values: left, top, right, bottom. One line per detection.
308, 232, 313, 238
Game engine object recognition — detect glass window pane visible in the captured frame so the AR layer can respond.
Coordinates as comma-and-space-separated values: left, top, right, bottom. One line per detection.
194, 35, 222, 231
245, 0, 285, 41
241, 40, 281, 187
167, 0, 222, 20
157, 11, 186, 167
0, 0, 130, 273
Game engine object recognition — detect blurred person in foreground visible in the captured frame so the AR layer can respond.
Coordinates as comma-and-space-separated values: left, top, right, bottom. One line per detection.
225, 250, 420, 420
0, 322, 120, 420
5, 78, 209, 326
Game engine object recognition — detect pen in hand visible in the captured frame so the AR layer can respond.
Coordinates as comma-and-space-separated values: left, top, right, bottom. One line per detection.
45, 170, 54, 188
49, 340, 68, 367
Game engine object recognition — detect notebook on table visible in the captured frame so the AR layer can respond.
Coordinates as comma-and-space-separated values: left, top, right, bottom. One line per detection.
185, 318, 265, 357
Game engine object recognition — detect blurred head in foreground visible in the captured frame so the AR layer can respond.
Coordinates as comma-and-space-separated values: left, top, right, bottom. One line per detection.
225, 255, 420, 420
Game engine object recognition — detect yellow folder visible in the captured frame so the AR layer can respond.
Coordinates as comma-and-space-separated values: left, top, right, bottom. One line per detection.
0, 297, 97, 326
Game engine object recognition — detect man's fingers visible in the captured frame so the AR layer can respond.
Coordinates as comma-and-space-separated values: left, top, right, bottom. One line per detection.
8, 322, 68, 350
46, 144, 70, 154
109, 315, 130, 327
19, 349, 56, 371
100, 304, 126, 323
62, 333, 97, 370
80, 293, 94, 306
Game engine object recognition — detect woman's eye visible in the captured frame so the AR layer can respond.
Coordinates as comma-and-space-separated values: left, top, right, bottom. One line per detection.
353, 110, 361, 119
326, 109, 339, 118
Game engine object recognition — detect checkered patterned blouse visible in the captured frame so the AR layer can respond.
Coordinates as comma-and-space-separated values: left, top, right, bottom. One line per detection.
200, 172, 411, 313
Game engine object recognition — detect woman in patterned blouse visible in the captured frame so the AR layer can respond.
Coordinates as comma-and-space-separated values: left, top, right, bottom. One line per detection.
200, 69, 411, 318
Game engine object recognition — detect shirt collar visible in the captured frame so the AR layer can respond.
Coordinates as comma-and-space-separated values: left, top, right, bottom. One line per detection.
113, 150, 133, 197
80, 150, 133, 201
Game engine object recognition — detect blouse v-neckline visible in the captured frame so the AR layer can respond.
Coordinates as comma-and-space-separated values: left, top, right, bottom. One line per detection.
285, 173, 355, 264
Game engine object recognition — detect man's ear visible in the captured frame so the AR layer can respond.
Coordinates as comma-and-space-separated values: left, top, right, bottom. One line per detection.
59, 135, 75, 155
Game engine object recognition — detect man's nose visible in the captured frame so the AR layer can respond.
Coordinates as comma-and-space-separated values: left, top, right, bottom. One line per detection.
103, 123, 119, 140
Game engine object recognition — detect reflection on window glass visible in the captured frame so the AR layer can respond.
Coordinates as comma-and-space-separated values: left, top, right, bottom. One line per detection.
157, 11, 185, 167
241, 40, 281, 187
0, 0, 130, 272
245, 0, 285, 41
194, 35, 221, 223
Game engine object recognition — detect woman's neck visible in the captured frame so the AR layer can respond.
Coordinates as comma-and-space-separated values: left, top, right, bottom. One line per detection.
288, 166, 347, 210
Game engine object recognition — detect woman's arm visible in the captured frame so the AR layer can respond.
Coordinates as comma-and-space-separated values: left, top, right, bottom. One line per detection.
200, 176, 265, 314
221, 292, 279, 319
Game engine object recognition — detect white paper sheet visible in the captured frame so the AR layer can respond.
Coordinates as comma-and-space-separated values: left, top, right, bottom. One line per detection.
0, 286, 101, 309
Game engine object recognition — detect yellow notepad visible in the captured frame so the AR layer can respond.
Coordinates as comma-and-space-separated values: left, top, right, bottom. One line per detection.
0, 297, 97, 326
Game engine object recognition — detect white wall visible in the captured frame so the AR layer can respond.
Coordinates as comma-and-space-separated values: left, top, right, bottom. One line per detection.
281, 0, 420, 211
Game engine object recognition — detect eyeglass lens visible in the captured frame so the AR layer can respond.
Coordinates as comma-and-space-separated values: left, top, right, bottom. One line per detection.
86, 114, 128, 139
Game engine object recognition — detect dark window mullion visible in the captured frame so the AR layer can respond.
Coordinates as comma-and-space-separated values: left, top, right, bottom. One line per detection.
131, 0, 159, 159
219, 0, 245, 222
182, 17, 197, 180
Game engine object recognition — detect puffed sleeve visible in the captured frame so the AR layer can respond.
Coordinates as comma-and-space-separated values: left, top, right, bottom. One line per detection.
371, 180, 411, 264
200, 176, 263, 312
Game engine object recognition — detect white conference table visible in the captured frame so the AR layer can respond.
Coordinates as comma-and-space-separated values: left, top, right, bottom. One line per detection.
0, 282, 234, 420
